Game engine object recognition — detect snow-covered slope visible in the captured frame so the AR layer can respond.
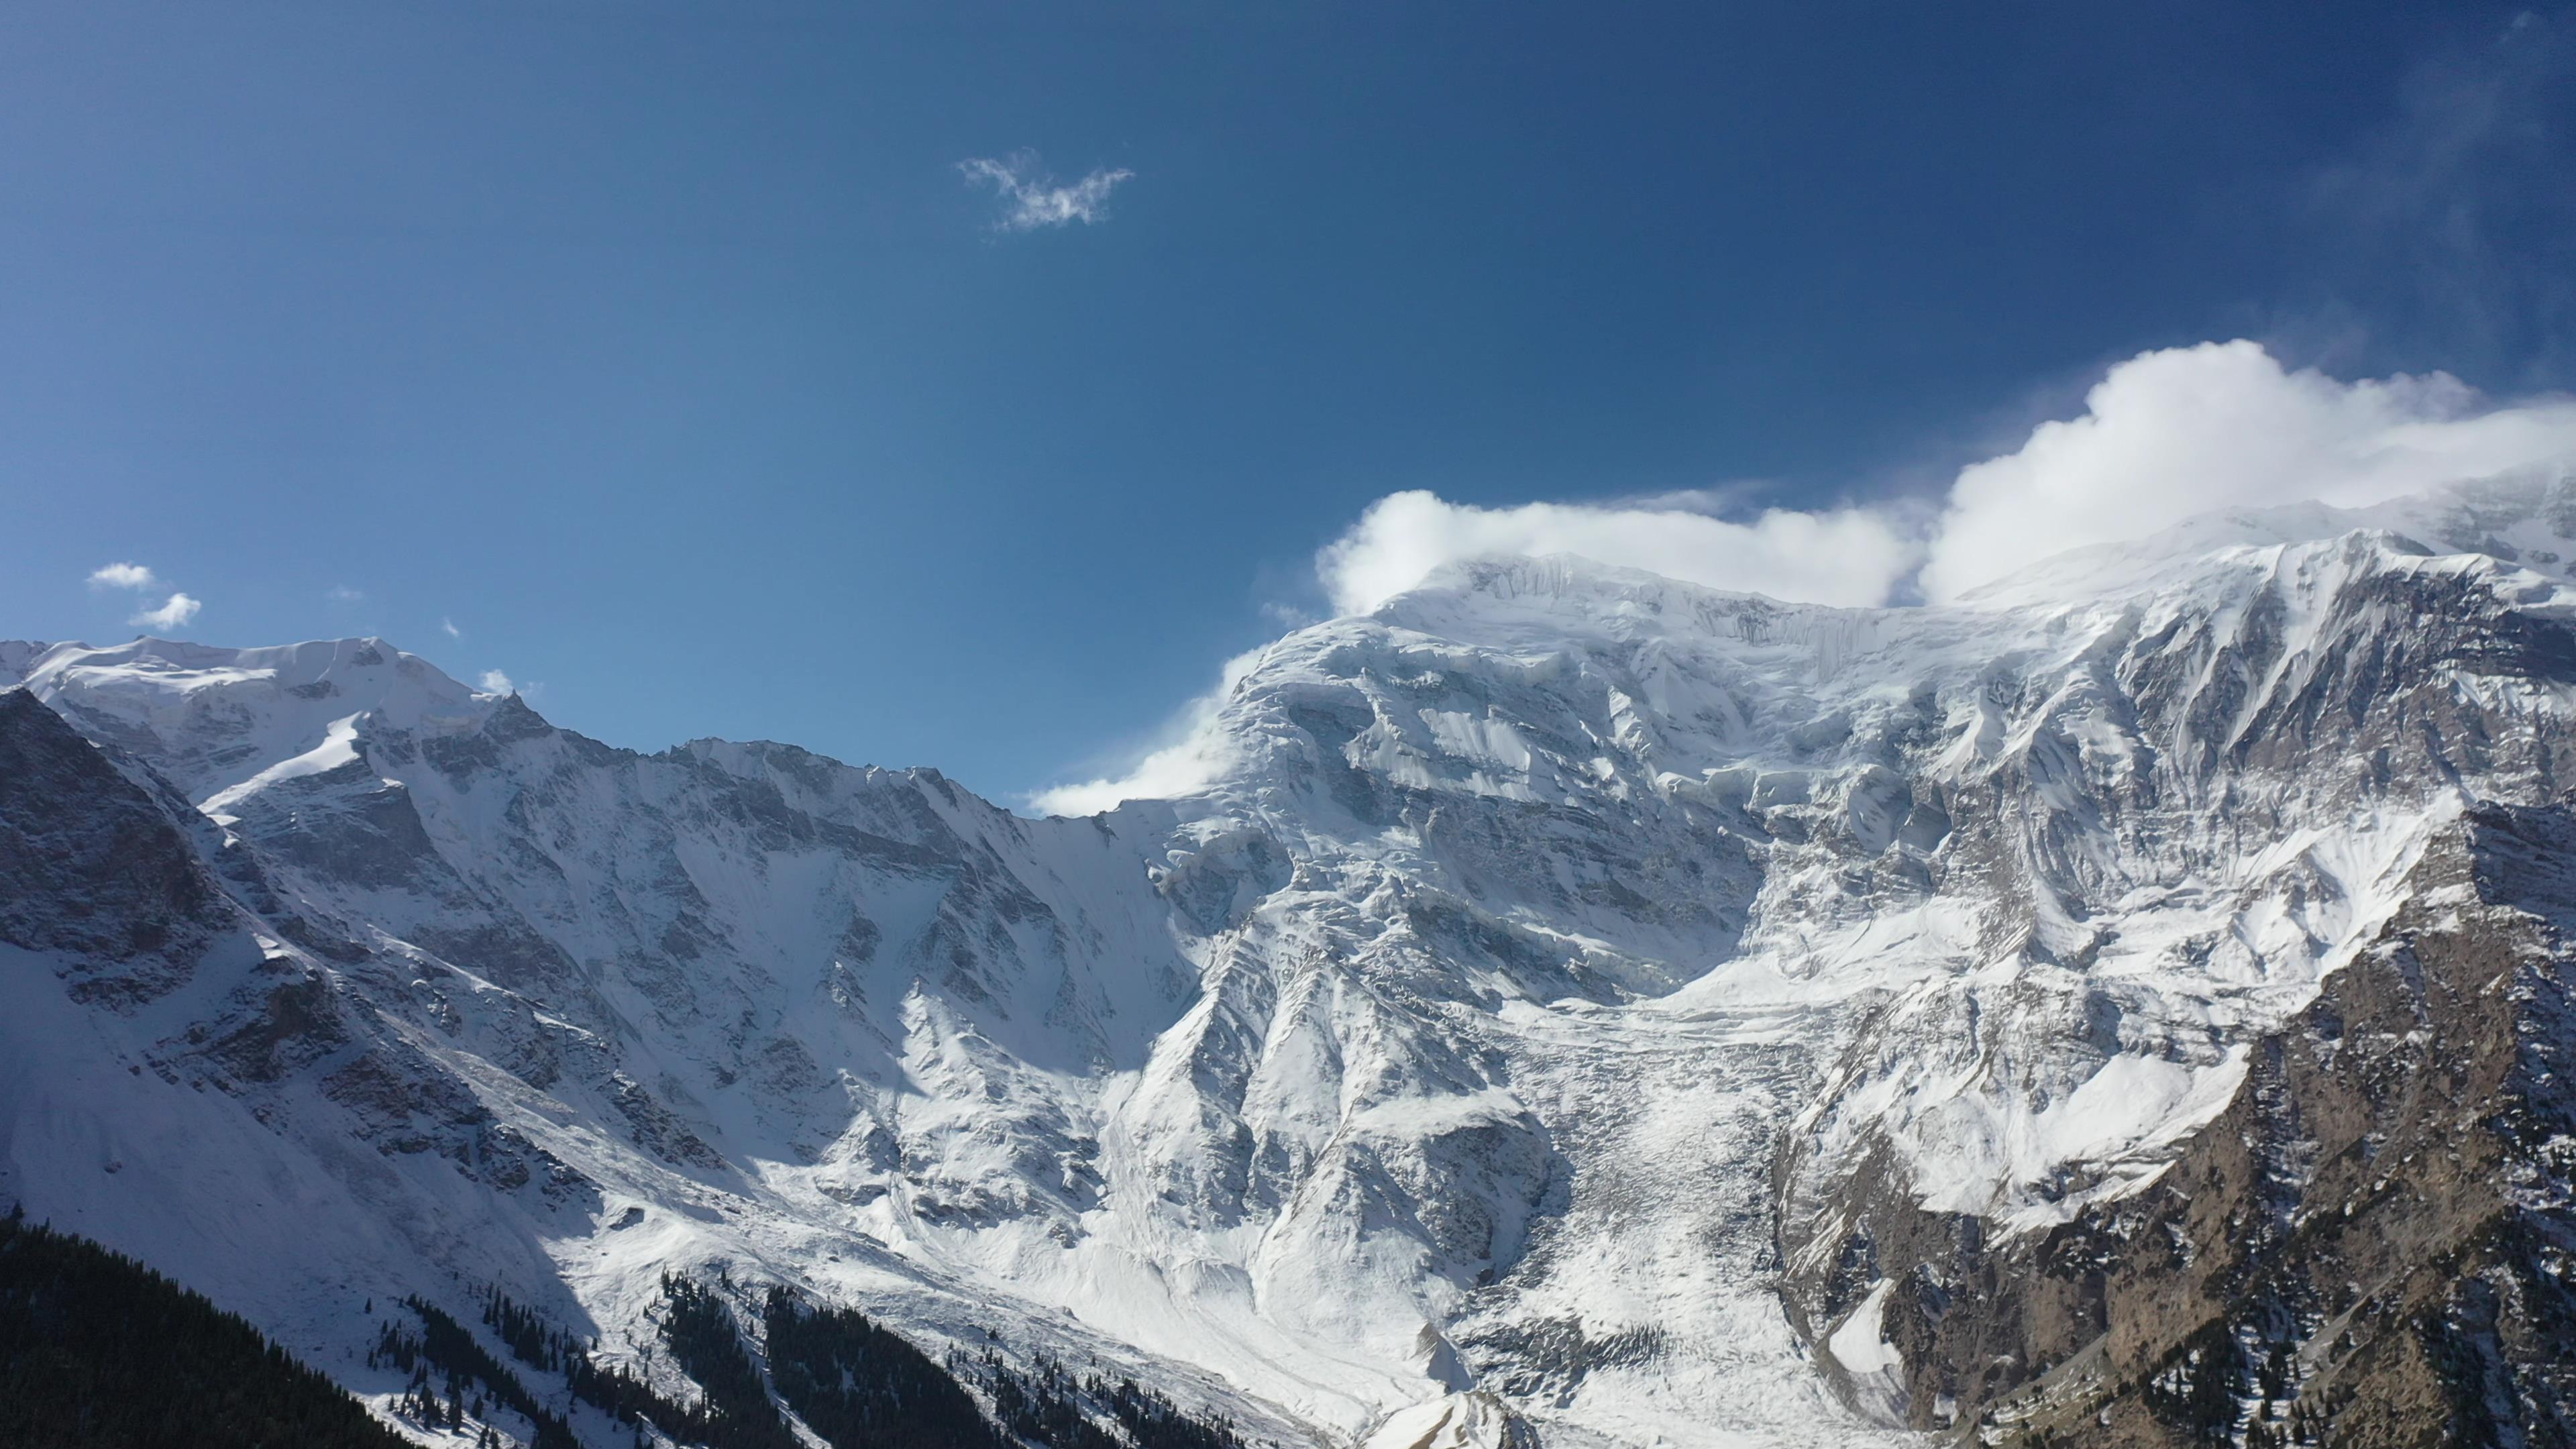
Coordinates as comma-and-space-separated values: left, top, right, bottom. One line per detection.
7, 470, 2576, 1448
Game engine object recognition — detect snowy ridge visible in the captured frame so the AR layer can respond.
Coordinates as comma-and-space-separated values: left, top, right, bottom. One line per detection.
7, 472, 2576, 1446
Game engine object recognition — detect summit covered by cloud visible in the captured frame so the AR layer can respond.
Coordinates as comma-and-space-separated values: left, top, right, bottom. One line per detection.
1034, 338, 2576, 814
1315, 339, 2576, 618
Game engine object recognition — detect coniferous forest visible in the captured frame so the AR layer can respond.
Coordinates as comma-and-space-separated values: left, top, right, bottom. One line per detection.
371, 1295, 582, 1448
762, 1285, 1008, 1449
0, 1208, 409, 1449
653, 1273, 805, 1449
0, 1203, 1266, 1449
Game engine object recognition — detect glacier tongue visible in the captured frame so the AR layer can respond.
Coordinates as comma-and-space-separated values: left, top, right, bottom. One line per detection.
7, 472, 2576, 1446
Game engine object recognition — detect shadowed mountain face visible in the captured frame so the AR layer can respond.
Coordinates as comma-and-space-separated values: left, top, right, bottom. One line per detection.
5, 475, 2576, 1449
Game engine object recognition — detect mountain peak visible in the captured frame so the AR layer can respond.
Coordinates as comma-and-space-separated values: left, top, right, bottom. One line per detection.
1371, 551, 1836, 649
14, 635, 497, 806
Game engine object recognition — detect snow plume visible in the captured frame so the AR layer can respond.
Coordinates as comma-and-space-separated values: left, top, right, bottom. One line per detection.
1318, 491, 1919, 616
87, 561, 160, 591
1918, 339, 2576, 600
130, 592, 202, 632
960, 151, 1134, 231
1316, 341, 2576, 615
1028, 648, 1265, 816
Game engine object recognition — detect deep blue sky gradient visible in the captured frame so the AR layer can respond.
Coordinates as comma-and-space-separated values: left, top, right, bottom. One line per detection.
5, 2, 2570, 798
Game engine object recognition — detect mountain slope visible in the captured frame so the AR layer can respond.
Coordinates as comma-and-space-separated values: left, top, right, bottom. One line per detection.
5, 472, 2576, 1448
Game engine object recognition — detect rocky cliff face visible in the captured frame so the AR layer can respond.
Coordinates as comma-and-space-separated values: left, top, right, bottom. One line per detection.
5, 476, 2576, 1449
1781, 802, 2576, 1446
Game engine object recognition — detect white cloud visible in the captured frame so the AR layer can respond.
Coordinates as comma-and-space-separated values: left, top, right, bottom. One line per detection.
1307, 341, 2576, 619
130, 592, 201, 632
1918, 339, 2576, 600
88, 561, 159, 591
1316, 490, 1920, 615
327, 585, 365, 604
93, 561, 203, 633
1027, 649, 1263, 816
959, 151, 1134, 231
477, 669, 515, 696
441, 617, 463, 640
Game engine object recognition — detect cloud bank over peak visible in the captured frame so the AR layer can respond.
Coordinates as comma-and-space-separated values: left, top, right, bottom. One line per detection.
1919, 339, 2576, 601
1318, 492, 1919, 616
1316, 340, 2576, 617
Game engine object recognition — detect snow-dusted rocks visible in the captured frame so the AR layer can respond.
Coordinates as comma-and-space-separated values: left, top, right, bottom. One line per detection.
5, 471, 2576, 1447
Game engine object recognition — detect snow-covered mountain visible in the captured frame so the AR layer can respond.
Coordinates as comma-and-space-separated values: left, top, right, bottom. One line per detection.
6, 472, 2576, 1448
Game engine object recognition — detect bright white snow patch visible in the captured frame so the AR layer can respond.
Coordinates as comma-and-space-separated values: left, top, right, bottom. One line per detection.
199, 713, 366, 820
1828, 1279, 1910, 1426
1362, 1392, 1517, 1449
1829, 1281, 1902, 1378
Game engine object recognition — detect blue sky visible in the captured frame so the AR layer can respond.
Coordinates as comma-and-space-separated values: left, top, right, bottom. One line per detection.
7, 2, 2573, 804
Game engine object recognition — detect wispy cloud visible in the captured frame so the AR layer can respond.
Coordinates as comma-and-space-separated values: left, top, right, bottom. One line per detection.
959, 151, 1134, 231
1027, 649, 1263, 816
131, 592, 202, 632
88, 561, 160, 591
1258, 600, 1319, 631
441, 617, 463, 640
327, 585, 366, 605
2298, 9, 2576, 386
